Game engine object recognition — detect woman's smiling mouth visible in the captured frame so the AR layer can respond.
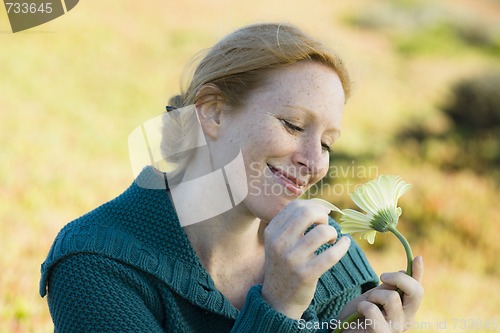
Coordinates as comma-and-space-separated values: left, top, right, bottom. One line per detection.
267, 164, 307, 196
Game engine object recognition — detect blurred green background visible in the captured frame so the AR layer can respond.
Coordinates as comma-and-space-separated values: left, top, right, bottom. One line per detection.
1, 0, 499, 332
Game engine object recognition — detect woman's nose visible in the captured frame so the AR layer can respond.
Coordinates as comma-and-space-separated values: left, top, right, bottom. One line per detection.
292, 138, 329, 178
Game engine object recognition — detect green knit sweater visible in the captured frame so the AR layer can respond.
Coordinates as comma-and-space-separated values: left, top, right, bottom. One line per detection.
40, 167, 378, 333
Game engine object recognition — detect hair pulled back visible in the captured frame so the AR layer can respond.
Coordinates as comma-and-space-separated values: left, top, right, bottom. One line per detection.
168, 22, 351, 108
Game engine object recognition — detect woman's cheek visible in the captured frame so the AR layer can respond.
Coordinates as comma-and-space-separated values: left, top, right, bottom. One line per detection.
318, 159, 330, 180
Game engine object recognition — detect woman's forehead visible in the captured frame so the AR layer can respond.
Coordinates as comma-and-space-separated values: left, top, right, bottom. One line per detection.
259, 62, 343, 97
248, 62, 345, 118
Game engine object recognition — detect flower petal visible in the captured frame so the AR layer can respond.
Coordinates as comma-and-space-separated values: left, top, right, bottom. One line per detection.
340, 209, 373, 235
310, 198, 344, 215
351, 187, 378, 215
363, 182, 387, 210
397, 207, 402, 216
363, 230, 377, 244
378, 175, 396, 208
341, 209, 372, 225
341, 225, 372, 234
394, 178, 412, 206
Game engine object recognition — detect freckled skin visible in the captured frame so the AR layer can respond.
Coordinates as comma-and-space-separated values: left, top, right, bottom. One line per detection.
211, 61, 345, 222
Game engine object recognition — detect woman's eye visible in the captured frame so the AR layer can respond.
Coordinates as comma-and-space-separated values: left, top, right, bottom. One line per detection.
280, 118, 331, 153
281, 119, 304, 133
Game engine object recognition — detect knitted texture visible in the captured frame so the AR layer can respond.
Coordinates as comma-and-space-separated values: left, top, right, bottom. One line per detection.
40, 167, 378, 333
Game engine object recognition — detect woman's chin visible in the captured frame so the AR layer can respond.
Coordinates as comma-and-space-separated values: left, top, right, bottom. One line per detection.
244, 194, 290, 222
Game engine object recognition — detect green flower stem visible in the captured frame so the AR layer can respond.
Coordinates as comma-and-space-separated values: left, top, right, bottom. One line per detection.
387, 225, 413, 276
332, 227, 414, 333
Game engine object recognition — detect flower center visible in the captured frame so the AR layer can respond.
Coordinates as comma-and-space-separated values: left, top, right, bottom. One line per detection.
370, 207, 399, 232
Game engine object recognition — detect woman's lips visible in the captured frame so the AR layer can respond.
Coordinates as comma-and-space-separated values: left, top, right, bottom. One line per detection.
267, 164, 306, 196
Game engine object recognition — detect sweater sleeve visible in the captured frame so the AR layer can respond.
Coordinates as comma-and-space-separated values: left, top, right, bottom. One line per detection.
230, 285, 362, 333
230, 284, 314, 333
46, 253, 165, 333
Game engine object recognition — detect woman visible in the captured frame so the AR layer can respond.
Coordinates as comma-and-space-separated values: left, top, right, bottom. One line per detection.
40, 23, 423, 332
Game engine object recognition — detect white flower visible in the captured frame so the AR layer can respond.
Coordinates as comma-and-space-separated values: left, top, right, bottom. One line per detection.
313, 175, 412, 244
318, 176, 415, 333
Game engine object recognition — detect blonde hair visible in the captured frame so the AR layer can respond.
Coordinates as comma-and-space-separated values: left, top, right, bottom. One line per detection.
162, 23, 350, 181
169, 22, 351, 108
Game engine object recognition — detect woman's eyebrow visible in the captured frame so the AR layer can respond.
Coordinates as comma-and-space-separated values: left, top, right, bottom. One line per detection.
283, 104, 311, 117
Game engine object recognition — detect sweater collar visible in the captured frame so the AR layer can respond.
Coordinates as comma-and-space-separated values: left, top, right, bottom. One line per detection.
40, 166, 377, 319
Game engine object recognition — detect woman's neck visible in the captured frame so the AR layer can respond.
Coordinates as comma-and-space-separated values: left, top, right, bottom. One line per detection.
183, 204, 265, 275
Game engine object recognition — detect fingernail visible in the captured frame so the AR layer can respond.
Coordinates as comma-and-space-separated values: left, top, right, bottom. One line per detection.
341, 236, 351, 244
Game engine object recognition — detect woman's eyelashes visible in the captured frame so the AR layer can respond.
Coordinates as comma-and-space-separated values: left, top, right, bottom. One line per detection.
280, 119, 304, 133
279, 118, 331, 153
321, 142, 331, 153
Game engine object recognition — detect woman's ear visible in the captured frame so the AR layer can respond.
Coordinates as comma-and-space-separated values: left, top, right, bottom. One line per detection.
196, 84, 225, 140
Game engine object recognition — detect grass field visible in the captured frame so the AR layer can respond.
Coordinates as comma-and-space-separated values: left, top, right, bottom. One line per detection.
1, 0, 500, 332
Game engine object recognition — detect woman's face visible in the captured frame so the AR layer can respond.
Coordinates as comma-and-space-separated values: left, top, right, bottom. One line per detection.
215, 61, 345, 221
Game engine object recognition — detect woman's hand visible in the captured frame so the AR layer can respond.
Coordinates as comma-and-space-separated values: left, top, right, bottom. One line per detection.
339, 256, 424, 332
261, 199, 351, 319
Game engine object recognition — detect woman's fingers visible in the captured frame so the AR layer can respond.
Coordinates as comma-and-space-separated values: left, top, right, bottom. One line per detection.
261, 199, 351, 319
265, 200, 330, 244
380, 272, 424, 300
367, 289, 404, 327
357, 301, 391, 332
295, 223, 339, 254
349, 258, 424, 332
309, 236, 351, 272
412, 256, 424, 283
380, 270, 424, 319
